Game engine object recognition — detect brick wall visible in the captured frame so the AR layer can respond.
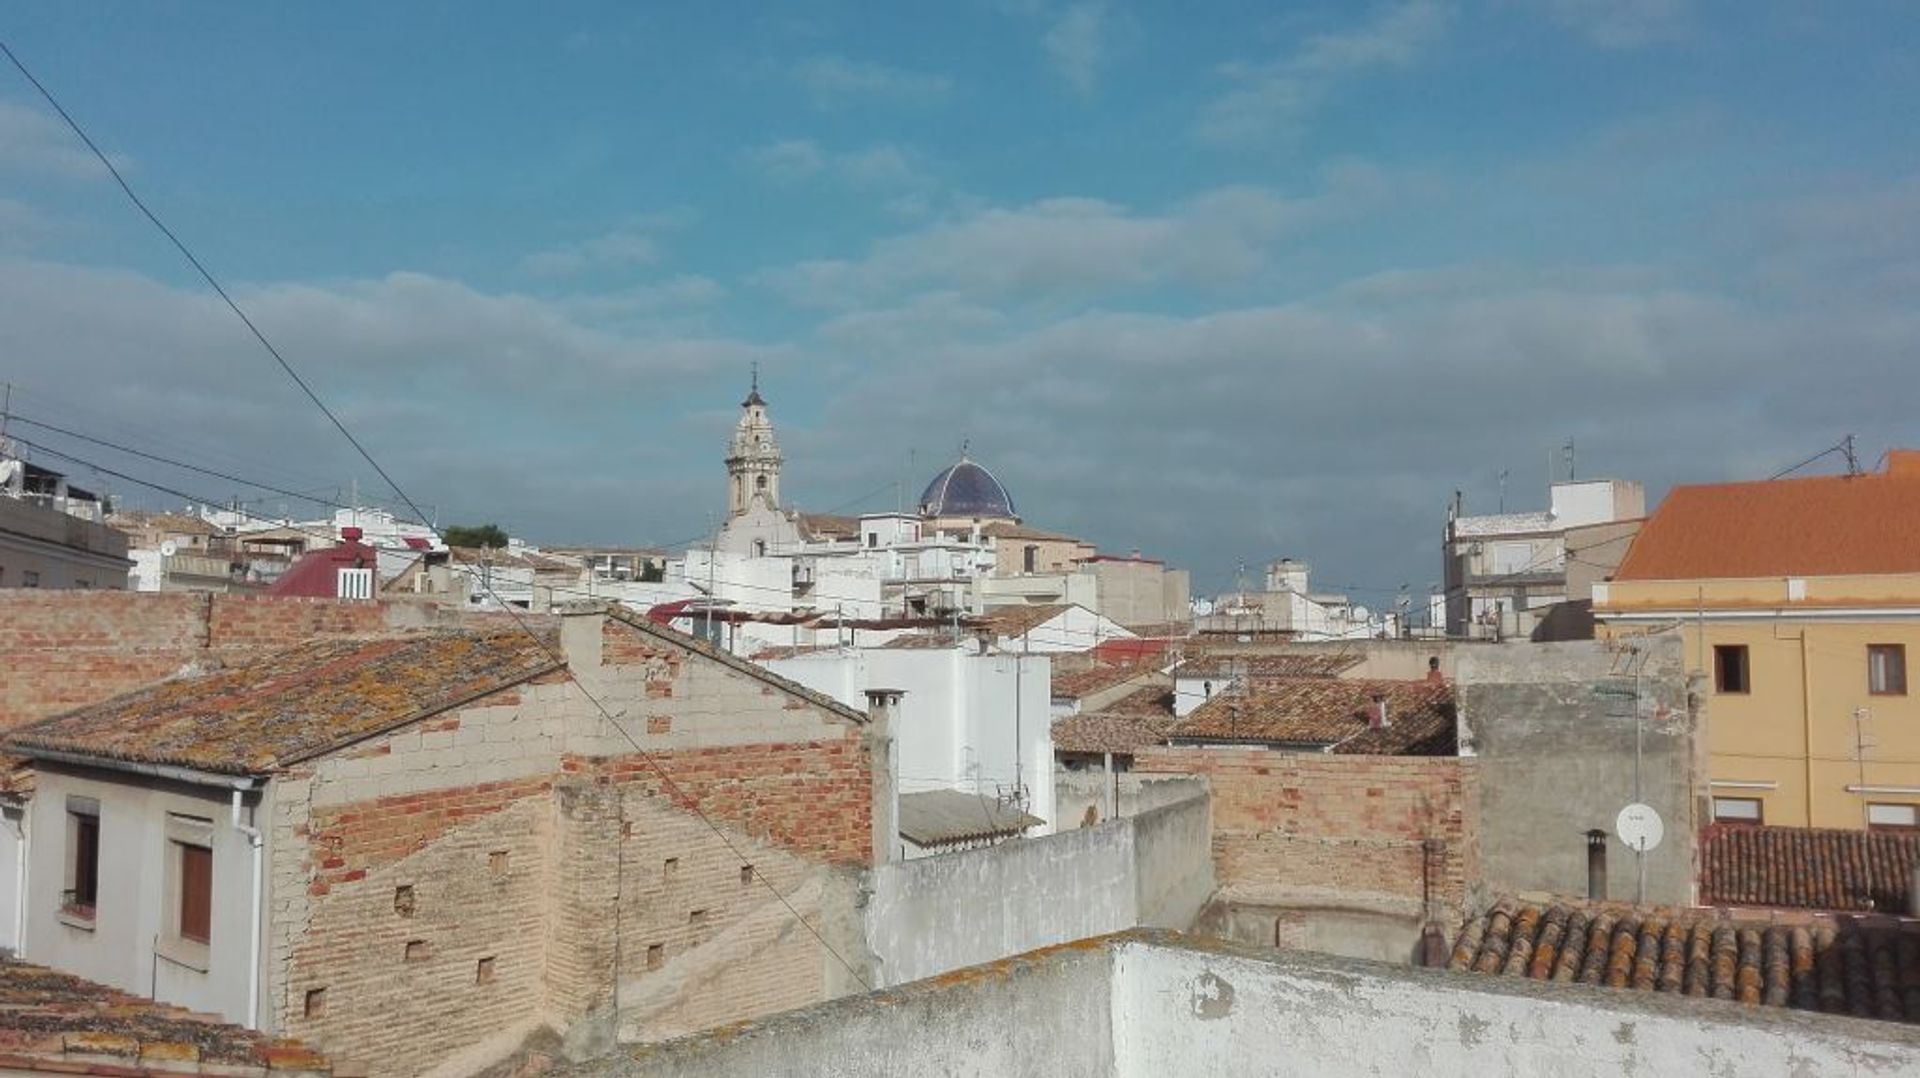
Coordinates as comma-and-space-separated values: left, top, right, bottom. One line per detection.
0, 592, 400, 728
266, 612, 876, 1077
1134, 747, 1479, 919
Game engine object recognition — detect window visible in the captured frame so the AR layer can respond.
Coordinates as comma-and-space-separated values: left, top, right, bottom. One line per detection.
739, 864, 754, 886
1868, 803, 1919, 831
1869, 644, 1907, 696
304, 988, 328, 1018
1023, 545, 1038, 573
73, 579, 90, 589
755, 474, 767, 491
22, 571, 39, 588
1713, 645, 1750, 694
336, 567, 373, 600
63, 798, 100, 923
475, 956, 496, 984
1712, 797, 1763, 825
177, 843, 212, 944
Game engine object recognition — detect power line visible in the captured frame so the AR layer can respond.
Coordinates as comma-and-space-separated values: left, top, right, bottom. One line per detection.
0, 43, 870, 992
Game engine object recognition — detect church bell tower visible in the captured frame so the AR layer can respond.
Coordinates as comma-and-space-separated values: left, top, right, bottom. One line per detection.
725, 369, 782, 518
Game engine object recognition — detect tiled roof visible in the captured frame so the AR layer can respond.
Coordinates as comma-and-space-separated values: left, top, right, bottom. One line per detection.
1051, 714, 1173, 755
898, 788, 1042, 847
979, 521, 1084, 543
748, 644, 841, 662
876, 631, 964, 650
1097, 685, 1176, 717
1615, 455, 1920, 581
1702, 824, 1920, 913
268, 537, 380, 597
980, 604, 1073, 638
0, 957, 327, 1075
5, 630, 562, 776
108, 510, 220, 537
797, 513, 860, 541
1050, 663, 1160, 701
1168, 677, 1455, 755
1449, 898, 1920, 1024
1172, 653, 1363, 680
448, 546, 579, 573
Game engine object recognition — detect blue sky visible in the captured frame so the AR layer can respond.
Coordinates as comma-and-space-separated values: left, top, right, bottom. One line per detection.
2, 1, 1917, 598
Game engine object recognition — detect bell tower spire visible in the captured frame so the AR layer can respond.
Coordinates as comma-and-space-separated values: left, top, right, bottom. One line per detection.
726, 372, 781, 517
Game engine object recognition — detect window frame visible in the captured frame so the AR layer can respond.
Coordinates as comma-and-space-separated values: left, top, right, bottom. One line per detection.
61, 798, 101, 926
1711, 796, 1764, 825
1867, 802, 1919, 831
1868, 644, 1908, 696
157, 814, 214, 971
1713, 644, 1751, 695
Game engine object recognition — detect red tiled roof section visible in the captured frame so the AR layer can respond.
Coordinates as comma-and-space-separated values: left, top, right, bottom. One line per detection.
1173, 653, 1363, 680
1050, 662, 1160, 700
1702, 823, 1920, 912
1051, 714, 1173, 755
1169, 677, 1455, 755
1448, 897, 1920, 1024
5, 630, 561, 776
1614, 460, 1920, 581
269, 536, 380, 598
0, 957, 327, 1074
980, 604, 1073, 638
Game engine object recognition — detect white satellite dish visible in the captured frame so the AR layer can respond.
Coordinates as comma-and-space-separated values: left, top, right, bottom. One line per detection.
159, 540, 178, 557
1616, 802, 1664, 853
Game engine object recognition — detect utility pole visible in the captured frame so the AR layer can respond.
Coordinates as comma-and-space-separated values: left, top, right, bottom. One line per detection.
1855, 708, 1874, 828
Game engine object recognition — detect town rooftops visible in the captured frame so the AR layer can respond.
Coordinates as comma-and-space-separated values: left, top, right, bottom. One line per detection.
5, 629, 561, 777
1614, 450, 1920, 581
1172, 653, 1363, 680
897, 788, 1042, 849
1449, 510, 1557, 538
268, 530, 380, 598
978, 603, 1073, 638
1449, 897, 1920, 1024
1702, 823, 1920, 913
0, 957, 327, 1076
1049, 662, 1161, 702
1168, 676, 1456, 755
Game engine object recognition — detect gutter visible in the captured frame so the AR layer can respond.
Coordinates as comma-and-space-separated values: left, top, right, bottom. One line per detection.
230, 789, 264, 1031
7, 748, 262, 791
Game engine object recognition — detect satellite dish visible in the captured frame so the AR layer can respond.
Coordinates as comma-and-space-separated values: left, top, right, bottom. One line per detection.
159, 540, 178, 557
1616, 803, 1664, 853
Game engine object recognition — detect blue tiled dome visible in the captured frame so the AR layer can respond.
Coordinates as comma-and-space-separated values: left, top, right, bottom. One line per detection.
918, 458, 1016, 520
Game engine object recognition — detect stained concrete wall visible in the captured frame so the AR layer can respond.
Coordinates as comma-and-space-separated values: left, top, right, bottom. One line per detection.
1052, 770, 1205, 830
580, 932, 1920, 1078
1457, 636, 1699, 906
864, 794, 1210, 987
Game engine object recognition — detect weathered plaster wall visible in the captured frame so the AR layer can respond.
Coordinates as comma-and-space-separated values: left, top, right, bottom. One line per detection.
1457, 636, 1700, 906
580, 933, 1920, 1078
1052, 770, 1205, 830
864, 794, 1209, 987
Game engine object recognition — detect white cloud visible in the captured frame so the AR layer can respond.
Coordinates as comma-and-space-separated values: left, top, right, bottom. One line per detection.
0, 99, 130, 180
742, 139, 931, 191
1519, 0, 1691, 47
1196, 1, 1450, 146
760, 174, 1382, 306
791, 56, 952, 108
520, 225, 663, 278
1044, 2, 1125, 96
562, 275, 728, 319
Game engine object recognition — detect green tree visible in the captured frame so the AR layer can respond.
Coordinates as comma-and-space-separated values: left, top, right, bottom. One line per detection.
441, 523, 509, 549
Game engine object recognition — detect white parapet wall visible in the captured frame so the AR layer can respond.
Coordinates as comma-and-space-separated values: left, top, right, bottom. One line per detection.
864, 793, 1212, 987
583, 931, 1920, 1078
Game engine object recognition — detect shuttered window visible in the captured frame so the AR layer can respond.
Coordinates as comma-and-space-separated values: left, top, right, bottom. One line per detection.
178, 843, 212, 944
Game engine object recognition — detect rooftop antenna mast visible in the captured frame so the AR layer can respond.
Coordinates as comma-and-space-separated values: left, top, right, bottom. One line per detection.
1564, 438, 1576, 482
1843, 434, 1860, 476
1497, 469, 1509, 514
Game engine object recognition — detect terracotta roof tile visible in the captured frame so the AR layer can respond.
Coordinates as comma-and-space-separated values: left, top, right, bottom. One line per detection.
1702, 824, 1920, 912
5, 630, 561, 775
0, 957, 326, 1073
1168, 677, 1455, 755
1050, 663, 1160, 700
979, 604, 1074, 638
1616, 457, 1920, 580
1173, 653, 1363, 680
1450, 897, 1920, 1024
1050, 714, 1173, 755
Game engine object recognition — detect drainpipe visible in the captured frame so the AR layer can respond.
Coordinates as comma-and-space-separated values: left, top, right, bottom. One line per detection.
10, 803, 26, 959
230, 789, 263, 1029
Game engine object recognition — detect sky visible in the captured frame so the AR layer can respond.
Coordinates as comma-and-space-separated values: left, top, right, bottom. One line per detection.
1, 1, 1916, 601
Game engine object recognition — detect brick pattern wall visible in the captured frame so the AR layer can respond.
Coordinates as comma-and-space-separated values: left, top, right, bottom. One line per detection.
1135, 747, 1479, 918
266, 613, 875, 1077
0, 592, 389, 728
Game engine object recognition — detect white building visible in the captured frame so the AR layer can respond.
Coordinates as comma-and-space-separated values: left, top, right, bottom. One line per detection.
761, 646, 1054, 857
0, 454, 131, 590
1443, 478, 1645, 640
1196, 559, 1394, 641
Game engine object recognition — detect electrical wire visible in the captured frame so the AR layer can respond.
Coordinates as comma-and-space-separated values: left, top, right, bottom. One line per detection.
0, 45, 871, 991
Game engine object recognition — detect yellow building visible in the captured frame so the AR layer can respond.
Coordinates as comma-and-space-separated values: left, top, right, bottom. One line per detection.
1595, 450, 1920, 831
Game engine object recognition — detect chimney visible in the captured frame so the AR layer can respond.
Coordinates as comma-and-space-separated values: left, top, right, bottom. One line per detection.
341, 525, 364, 543
1369, 693, 1390, 730
864, 689, 905, 866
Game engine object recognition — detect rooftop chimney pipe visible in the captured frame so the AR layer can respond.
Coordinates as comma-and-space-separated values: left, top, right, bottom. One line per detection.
1369, 693, 1390, 730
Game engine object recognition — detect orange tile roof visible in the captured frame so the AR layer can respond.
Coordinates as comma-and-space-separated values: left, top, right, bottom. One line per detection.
980, 604, 1074, 638
6, 630, 561, 776
1702, 823, 1920, 912
1051, 714, 1173, 755
0, 957, 327, 1074
1615, 455, 1920, 581
1450, 897, 1920, 1024
1049, 662, 1160, 701
1169, 677, 1455, 755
